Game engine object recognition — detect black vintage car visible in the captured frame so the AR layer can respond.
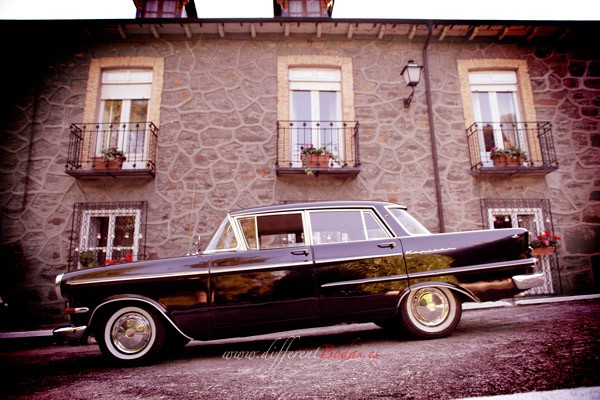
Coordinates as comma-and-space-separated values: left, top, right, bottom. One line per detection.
54, 201, 542, 364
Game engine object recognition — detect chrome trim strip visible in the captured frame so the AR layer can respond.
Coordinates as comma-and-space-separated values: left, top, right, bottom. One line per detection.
513, 273, 545, 290
316, 251, 404, 265
67, 270, 209, 286
321, 258, 536, 289
71, 307, 90, 314
321, 273, 409, 288
212, 260, 314, 274
407, 258, 537, 279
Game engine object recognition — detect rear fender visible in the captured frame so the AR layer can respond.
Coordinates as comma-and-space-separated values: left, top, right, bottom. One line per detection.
396, 282, 478, 313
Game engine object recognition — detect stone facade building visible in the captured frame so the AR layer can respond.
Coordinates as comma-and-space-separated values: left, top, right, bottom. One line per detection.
0, 3, 599, 328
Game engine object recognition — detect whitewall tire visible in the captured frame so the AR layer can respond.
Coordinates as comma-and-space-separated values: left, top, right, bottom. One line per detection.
400, 287, 462, 339
97, 305, 166, 365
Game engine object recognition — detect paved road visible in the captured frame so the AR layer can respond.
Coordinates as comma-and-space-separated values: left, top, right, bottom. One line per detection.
1, 299, 599, 399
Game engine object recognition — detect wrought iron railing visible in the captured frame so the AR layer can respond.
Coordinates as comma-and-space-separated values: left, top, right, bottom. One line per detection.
65, 122, 159, 177
276, 121, 361, 175
467, 121, 558, 174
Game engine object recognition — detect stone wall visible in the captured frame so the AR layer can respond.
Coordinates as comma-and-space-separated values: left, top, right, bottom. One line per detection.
0, 33, 598, 326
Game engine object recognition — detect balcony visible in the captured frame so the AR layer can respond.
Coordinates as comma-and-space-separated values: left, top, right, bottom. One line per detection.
276, 121, 361, 176
65, 122, 158, 178
467, 121, 559, 176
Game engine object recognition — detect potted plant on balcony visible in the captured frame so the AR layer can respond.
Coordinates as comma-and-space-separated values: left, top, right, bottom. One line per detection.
490, 146, 527, 167
301, 144, 331, 175
94, 147, 126, 170
530, 230, 561, 255
78, 250, 95, 269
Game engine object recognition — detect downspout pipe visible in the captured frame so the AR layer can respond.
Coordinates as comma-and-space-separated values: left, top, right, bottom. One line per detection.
422, 21, 445, 233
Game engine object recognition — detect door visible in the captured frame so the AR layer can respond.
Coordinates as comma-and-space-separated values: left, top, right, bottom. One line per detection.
209, 212, 317, 335
309, 209, 408, 322
97, 69, 152, 167
289, 68, 343, 167
470, 71, 527, 165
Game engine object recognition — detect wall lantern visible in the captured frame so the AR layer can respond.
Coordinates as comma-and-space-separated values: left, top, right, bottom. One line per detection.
401, 60, 423, 108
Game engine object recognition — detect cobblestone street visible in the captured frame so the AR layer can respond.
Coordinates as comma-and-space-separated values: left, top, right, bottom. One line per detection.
1, 298, 599, 399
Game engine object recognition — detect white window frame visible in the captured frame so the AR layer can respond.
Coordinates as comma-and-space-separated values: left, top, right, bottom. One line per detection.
97, 69, 153, 167
470, 71, 527, 166
308, 209, 391, 245
78, 207, 143, 267
289, 68, 343, 167
486, 207, 545, 232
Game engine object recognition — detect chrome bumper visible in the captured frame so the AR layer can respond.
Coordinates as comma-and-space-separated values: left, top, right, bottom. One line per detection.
512, 273, 545, 290
53, 325, 88, 342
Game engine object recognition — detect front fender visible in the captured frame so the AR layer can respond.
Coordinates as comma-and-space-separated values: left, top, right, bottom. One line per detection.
88, 295, 192, 340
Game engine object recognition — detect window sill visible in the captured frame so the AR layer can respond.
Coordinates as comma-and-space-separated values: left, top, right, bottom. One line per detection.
65, 167, 155, 179
472, 165, 558, 176
276, 166, 361, 177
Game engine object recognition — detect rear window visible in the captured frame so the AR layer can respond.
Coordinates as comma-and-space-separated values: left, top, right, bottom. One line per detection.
309, 209, 390, 244
388, 208, 430, 235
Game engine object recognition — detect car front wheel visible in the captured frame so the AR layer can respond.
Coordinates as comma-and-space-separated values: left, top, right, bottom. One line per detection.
97, 305, 166, 365
400, 287, 461, 339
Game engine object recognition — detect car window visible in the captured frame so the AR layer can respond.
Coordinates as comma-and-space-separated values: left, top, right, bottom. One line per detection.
238, 213, 305, 250
309, 210, 390, 244
388, 208, 430, 235
204, 218, 238, 252
363, 211, 390, 239
238, 217, 257, 249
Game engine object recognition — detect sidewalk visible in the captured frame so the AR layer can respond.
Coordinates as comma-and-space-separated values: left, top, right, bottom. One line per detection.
1, 293, 599, 347
456, 386, 600, 400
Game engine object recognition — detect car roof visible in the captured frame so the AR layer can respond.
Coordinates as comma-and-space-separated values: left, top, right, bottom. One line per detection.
228, 200, 407, 217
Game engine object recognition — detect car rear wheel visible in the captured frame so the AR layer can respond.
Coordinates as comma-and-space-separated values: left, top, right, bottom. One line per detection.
97, 305, 166, 365
400, 287, 461, 339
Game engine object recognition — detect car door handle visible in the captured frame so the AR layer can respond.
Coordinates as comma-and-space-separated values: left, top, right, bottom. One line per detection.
377, 242, 396, 249
291, 249, 309, 256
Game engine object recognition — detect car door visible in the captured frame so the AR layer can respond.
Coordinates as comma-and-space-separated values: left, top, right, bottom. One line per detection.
209, 211, 317, 336
310, 208, 409, 323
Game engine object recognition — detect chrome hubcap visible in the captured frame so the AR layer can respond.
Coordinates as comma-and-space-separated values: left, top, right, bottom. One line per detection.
111, 312, 152, 354
410, 288, 450, 326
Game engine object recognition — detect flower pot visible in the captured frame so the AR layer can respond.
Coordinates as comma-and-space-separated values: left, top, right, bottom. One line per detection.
92, 156, 124, 170
532, 247, 555, 256
302, 154, 330, 169
492, 155, 524, 167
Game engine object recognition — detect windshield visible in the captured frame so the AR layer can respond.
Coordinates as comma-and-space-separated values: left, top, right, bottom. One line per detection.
388, 208, 430, 235
204, 217, 238, 253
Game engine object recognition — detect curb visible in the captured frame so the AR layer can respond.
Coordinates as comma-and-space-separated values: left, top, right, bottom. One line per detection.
455, 386, 600, 400
462, 293, 600, 310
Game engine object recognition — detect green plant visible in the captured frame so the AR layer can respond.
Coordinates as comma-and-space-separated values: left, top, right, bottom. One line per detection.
301, 144, 327, 156
101, 147, 126, 162
490, 145, 527, 161
78, 250, 95, 268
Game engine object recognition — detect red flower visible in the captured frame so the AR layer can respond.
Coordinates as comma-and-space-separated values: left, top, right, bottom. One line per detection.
530, 230, 561, 249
